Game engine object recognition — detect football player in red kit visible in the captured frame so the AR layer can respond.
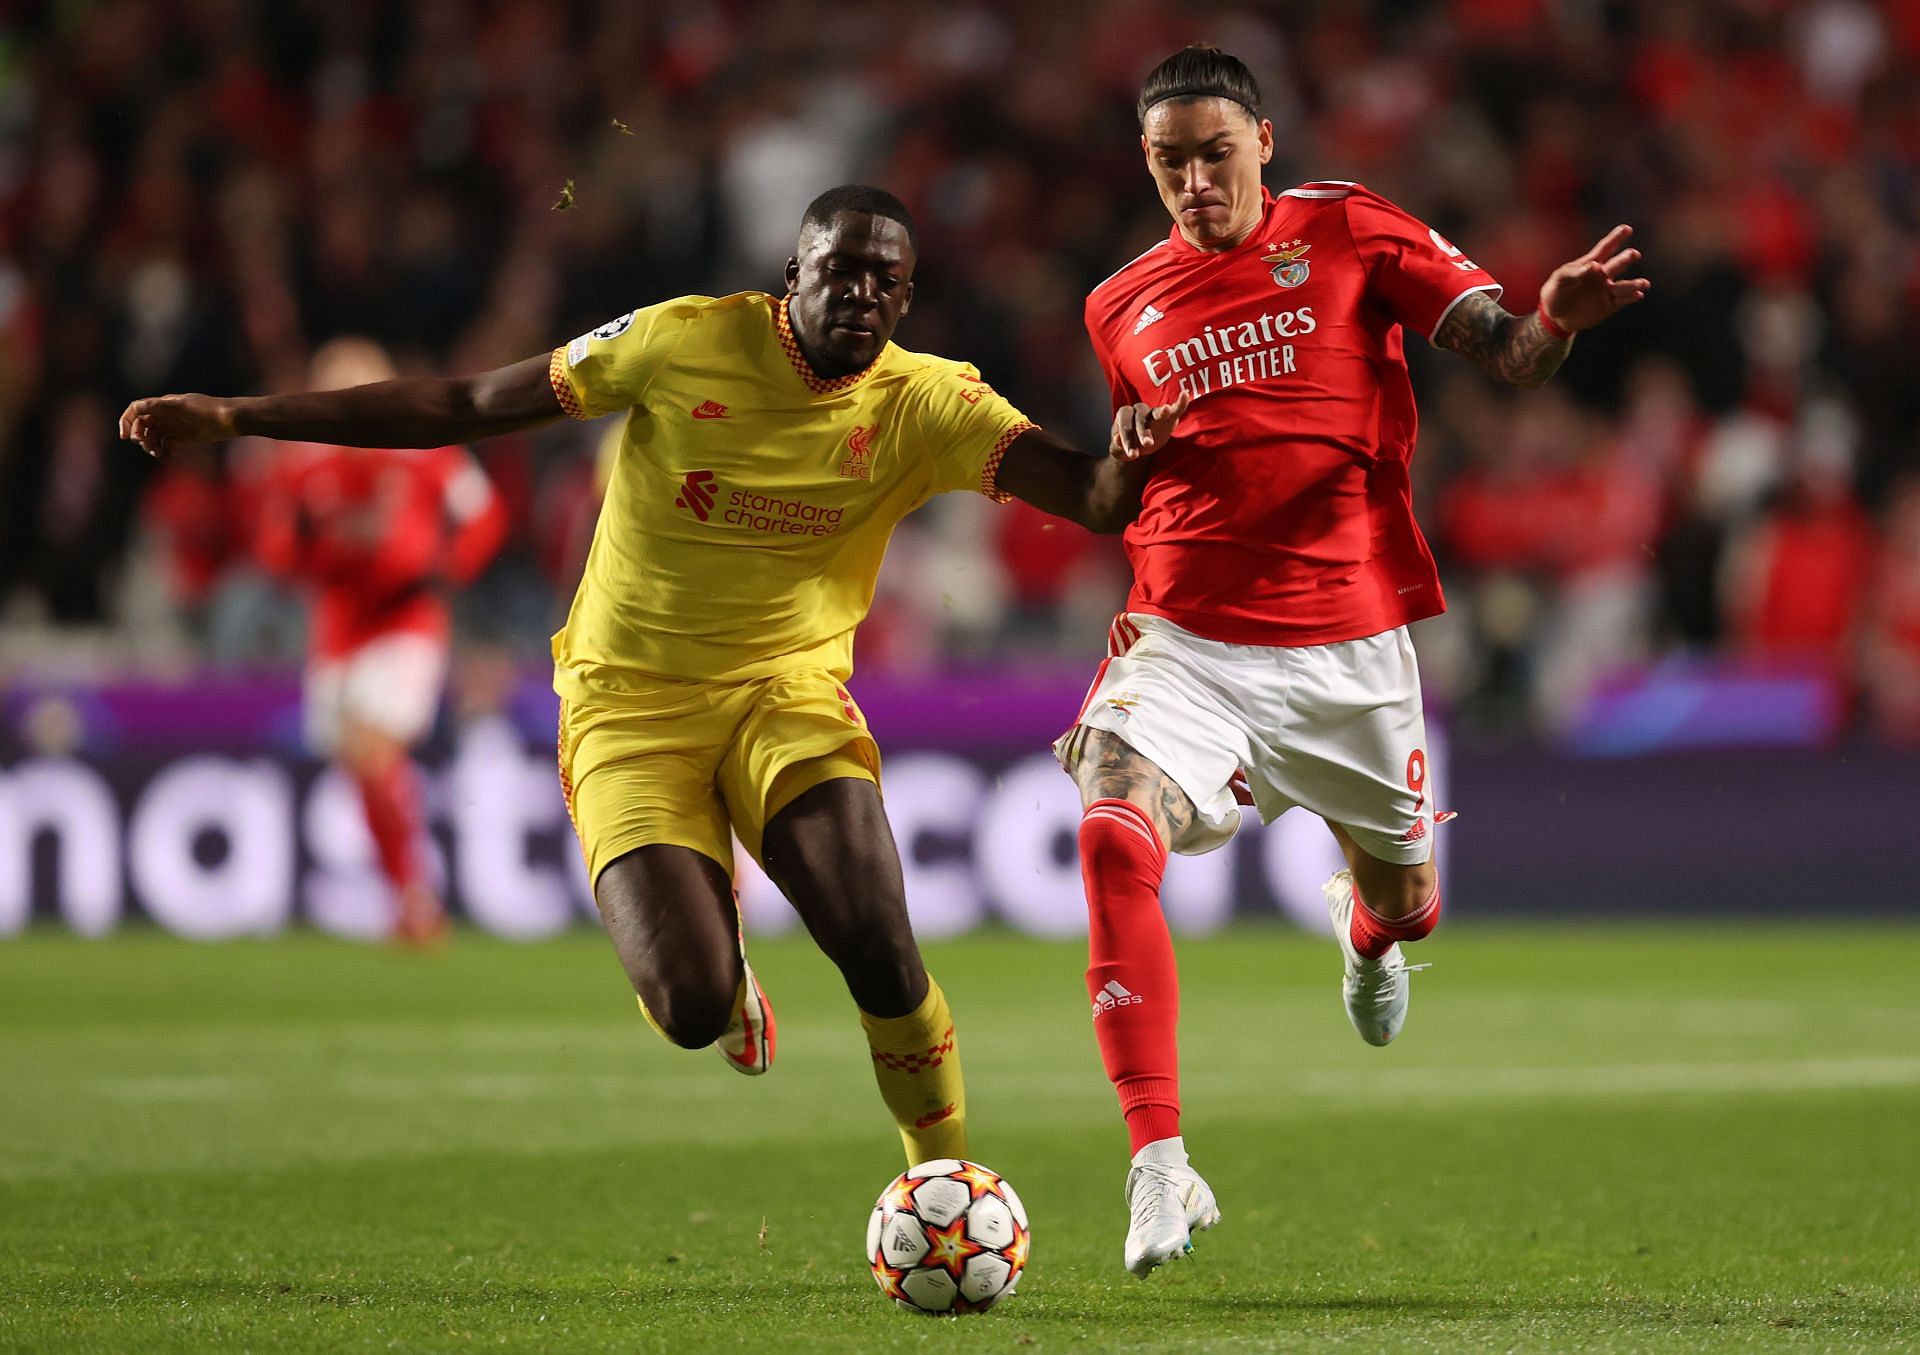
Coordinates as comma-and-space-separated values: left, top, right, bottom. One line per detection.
1056, 47, 1650, 1274
254, 339, 507, 944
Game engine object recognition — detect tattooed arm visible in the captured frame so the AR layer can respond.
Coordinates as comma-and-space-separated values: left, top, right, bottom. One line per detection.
1435, 223, 1651, 388
1434, 291, 1572, 388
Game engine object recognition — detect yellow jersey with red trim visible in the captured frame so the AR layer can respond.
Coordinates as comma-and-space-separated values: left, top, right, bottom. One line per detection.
547, 291, 1035, 700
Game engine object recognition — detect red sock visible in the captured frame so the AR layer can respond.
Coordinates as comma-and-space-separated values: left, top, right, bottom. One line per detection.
354, 758, 425, 892
1349, 883, 1442, 960
1080, 799, 1181, 1153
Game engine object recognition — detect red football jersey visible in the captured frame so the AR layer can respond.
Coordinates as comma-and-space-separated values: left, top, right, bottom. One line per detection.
1086, 183, 1503, 646
254, 443, 506, 659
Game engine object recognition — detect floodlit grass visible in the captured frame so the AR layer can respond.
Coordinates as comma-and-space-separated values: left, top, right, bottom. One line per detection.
2, 923, 1916, 1352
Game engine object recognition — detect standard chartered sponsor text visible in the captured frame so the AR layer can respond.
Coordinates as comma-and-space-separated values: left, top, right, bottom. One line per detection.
724, 489, 845, 536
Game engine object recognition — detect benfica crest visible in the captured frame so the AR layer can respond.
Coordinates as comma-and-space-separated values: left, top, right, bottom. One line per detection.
1262, 239, 1311, 288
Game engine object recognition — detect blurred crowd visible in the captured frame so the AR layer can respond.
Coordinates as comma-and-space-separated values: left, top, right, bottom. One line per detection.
2, 0, 1918, 745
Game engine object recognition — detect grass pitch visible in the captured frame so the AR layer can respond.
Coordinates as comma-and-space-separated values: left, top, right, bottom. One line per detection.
1, 923, 1915, 1353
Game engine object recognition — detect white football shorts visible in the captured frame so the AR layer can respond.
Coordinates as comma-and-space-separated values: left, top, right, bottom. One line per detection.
1053, 613, 1436, 865
304, 630, 449, 755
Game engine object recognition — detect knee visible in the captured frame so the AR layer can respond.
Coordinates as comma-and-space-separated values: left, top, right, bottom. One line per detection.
1354, 858, 1438, 919
638, 978, 736, 1050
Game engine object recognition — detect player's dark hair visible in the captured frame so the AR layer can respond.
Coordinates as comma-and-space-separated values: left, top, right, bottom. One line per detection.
1137, 45, 1262, 126
801, 184, 919, 254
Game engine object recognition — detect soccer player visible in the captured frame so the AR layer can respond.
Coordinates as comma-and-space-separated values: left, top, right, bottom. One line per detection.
121, 185, 1185, 1170
1057, 47, 1650, 1274
253, 337, 507, 945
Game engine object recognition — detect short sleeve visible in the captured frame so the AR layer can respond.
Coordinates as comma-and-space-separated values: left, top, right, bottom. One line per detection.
910, 364, 1039, 503
548, 302, 689, 420
1342, 188, 1503, 344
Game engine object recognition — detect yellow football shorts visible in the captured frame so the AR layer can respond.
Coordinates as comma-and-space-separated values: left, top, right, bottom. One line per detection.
558, 668, 881, 889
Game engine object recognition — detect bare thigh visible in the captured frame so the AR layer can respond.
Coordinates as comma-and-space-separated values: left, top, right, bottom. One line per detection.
595, 844, 741, 1048
1064, 727, 1198, 849
759, 776, 926, 1018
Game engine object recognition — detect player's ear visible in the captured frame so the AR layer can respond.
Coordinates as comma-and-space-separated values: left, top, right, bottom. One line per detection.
900, 279, 913, 317
783, 256, 800, 294
1256, 118, 1274, 165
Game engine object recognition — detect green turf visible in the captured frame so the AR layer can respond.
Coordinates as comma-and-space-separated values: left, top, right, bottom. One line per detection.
1, 923, 1915, 1353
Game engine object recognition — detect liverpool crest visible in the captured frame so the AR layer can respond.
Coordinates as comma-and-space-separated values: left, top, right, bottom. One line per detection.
840, 424, 876, 480
1262, 239, 1311, 288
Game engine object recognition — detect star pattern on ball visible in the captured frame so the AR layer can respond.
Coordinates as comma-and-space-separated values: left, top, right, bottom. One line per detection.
880, 1177, 920, 1212
870, 1247, 911, 1302
1003, 1221, 1031, 1272
951, 1161, 1003, 1201
920, 1213, 987, 1282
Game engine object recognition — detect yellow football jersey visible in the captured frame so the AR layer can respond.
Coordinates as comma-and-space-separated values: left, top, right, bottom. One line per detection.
547, 291, 1036, 702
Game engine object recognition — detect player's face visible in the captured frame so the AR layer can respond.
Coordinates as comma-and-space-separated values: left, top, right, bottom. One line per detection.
784, 213, 916, 377
1141, 99, 1274, 251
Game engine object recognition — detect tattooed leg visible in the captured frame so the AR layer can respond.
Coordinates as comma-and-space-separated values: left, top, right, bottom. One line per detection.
1063, 727, 1198, 849
1433, 289, 1573, 389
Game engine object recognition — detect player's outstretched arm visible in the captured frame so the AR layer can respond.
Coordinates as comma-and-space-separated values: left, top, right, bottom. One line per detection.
993, 393, 1190, 534
1436, 224, 1650, 388
119, 354, 563, 457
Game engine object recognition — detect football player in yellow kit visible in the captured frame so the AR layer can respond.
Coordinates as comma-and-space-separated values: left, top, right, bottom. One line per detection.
123, 185, 1187, 1168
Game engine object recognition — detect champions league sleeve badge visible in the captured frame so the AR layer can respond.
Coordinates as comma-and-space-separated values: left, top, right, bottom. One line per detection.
1262, 240, 1311, 288
590, 311, 638, 341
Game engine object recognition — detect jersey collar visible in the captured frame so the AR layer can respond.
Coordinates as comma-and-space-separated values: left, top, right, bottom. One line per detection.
774, 296, 879, 395
1165, 187, 1280, 258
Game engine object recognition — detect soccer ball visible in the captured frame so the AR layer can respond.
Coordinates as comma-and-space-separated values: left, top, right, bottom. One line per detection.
866, 1159, 1029, 1314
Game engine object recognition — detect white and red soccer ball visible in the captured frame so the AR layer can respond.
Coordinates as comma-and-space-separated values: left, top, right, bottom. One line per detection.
866, 1159, 1029, 1314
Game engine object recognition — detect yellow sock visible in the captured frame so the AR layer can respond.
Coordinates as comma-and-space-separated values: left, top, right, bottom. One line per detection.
859, 976, 967, 1167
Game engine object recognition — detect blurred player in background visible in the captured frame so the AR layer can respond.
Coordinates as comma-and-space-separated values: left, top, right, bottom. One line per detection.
1056, 47, 1651, 1275
252, 338, 506, 946
123, 186, 1181, 1170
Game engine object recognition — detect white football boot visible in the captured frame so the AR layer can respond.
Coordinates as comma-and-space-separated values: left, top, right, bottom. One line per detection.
1123, 1138, 1220, 1277
1324, 869, 1421, 1047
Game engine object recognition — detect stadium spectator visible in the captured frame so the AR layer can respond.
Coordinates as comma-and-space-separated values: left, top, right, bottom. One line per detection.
1862, 474, 1920, 744
1722, 430, 1878, 673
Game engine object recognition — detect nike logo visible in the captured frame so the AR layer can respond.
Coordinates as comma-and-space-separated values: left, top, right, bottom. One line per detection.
691, 400, 730, 419
725, 1010, 759, 1069
725, 1034, 757, 1068
914, 1103, 957, 1129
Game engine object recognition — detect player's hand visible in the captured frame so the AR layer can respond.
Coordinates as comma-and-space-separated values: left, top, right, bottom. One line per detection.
118, 394, 239, 458
1110, 391, 1193, 462
1538, 224, 1650, 334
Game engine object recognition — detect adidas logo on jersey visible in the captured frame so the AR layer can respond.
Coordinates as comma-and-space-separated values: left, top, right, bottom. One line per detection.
1132, 303, 1167, 335
1092, 979, 1144, 1018
674, 470, 718, 521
